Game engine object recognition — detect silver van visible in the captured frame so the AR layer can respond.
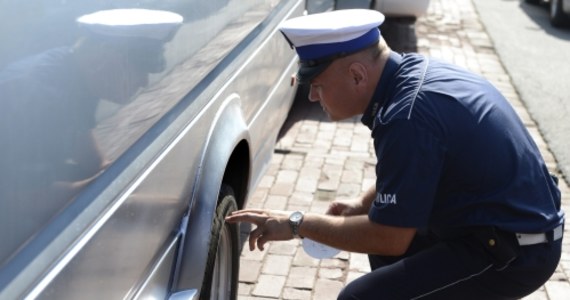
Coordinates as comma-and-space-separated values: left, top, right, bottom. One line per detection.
0, 0, 313, 299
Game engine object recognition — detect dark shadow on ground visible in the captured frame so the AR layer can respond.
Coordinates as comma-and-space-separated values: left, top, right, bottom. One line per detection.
277, 85, 322, 141
519, 0, 570, 39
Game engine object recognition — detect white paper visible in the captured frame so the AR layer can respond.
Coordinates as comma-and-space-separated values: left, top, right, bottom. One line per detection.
302, 238, 341, 259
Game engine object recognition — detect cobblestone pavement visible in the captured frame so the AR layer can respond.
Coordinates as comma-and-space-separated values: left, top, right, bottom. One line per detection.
237, 0, 570, 299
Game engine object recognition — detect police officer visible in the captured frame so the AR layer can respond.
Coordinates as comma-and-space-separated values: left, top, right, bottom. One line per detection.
225, 9, 564, 299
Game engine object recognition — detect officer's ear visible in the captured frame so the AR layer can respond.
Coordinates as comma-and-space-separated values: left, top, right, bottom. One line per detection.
348, 62, 368, 87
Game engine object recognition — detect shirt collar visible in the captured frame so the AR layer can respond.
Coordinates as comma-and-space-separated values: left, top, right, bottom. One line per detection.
361, 51, 403, 129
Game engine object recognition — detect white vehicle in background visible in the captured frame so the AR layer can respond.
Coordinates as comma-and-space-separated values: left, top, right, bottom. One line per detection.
526, 0, 570, 27
334, 0, 431, 53
546, 0, 570, 27
371, 0, 430, 20
335, 0, 430, 21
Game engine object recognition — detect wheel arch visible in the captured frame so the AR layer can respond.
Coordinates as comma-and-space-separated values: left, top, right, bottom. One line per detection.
171, 93, 252, 294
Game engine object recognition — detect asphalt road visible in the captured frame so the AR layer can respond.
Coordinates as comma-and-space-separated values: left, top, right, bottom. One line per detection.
473, 0, 570, 183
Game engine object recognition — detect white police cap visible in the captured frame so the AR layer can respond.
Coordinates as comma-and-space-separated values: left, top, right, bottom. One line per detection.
279, 9, 385, 84
77, 9, 183, 73
77, 9, 183, 41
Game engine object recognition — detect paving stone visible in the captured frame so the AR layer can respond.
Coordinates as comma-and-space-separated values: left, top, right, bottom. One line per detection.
276, 170, 299, 183
293, 249, 320, 268
320, 258, 347, 270
238, 282, 254, 296
269, 239, 299, 256
258, 175, 275, 189
240, 260, 263, 283
262, 255, 293, 276
295, 176, 319, 193
248, 188, 268, 209
291, 191, 315, 204
269, 183, 295, 197
545, 280, 570, 300
318, 267, 344, 280
241, 247, 267, 262
336, 183, 362, 198
349, 253, 371, 273
303, 156, 325, 168
282, 287, 312, 300
309, 199, 331, 214
340, 169, 363, 184
252, 275, 286, 298
313, 279, 345, 300
286, 266, 317, 290
263, 195, 288, 210
282, 154, 305, 170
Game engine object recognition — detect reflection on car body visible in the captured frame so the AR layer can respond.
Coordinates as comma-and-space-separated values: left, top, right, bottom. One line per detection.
0, 0, 316, 299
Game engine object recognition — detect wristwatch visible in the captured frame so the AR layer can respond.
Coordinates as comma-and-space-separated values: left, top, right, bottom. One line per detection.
288, 211, 304, 239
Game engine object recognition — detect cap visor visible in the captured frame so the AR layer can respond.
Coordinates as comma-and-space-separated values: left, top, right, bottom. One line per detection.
296, 61, 331, 85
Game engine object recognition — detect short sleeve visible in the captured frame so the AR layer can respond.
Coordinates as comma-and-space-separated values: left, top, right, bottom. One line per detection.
369, 118, 445, 228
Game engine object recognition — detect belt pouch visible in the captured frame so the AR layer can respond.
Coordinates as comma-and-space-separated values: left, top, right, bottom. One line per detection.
470, 227, 519, 270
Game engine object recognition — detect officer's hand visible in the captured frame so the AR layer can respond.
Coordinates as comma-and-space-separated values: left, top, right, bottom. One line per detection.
326, 199, 365, 216
225, 209, 292, 251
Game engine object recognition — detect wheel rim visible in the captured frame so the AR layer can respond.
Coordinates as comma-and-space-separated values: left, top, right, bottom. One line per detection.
210, 223, 233, 300
551, 0, 559, 18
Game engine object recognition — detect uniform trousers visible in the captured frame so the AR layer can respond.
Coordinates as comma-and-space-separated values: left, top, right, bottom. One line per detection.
338, 228, 562, 299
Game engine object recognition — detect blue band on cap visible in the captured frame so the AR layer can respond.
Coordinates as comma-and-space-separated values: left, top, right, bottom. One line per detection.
296, 28, 380, 61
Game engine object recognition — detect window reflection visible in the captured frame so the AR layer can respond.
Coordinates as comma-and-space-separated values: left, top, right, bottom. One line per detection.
0, 8, 182, 265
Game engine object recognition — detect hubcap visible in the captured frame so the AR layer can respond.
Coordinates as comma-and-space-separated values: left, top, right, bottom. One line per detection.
551, 0, 559, 18
210, 223, 232, 300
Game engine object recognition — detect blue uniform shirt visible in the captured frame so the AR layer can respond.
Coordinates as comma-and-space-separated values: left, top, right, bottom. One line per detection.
361, 52, 563, 234
0, 48, 99, 189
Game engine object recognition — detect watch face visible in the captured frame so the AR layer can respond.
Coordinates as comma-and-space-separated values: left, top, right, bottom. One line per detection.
290, 211, 303, 222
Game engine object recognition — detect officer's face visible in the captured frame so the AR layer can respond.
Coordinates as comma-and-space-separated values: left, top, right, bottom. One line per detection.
308, 61, 361, 121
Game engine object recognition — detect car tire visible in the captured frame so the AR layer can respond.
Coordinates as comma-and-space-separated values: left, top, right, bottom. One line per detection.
199, 185, 239, 300
524, 0, 541, 5
524, 0, 549, 5
550, 0, 569, 27
334, 0, 372, 10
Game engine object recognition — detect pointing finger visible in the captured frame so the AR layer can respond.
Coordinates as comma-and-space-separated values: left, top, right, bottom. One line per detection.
225, 212, 266, 225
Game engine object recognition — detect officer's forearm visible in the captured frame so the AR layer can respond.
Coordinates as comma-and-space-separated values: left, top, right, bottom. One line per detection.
299, 213, 416, 256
